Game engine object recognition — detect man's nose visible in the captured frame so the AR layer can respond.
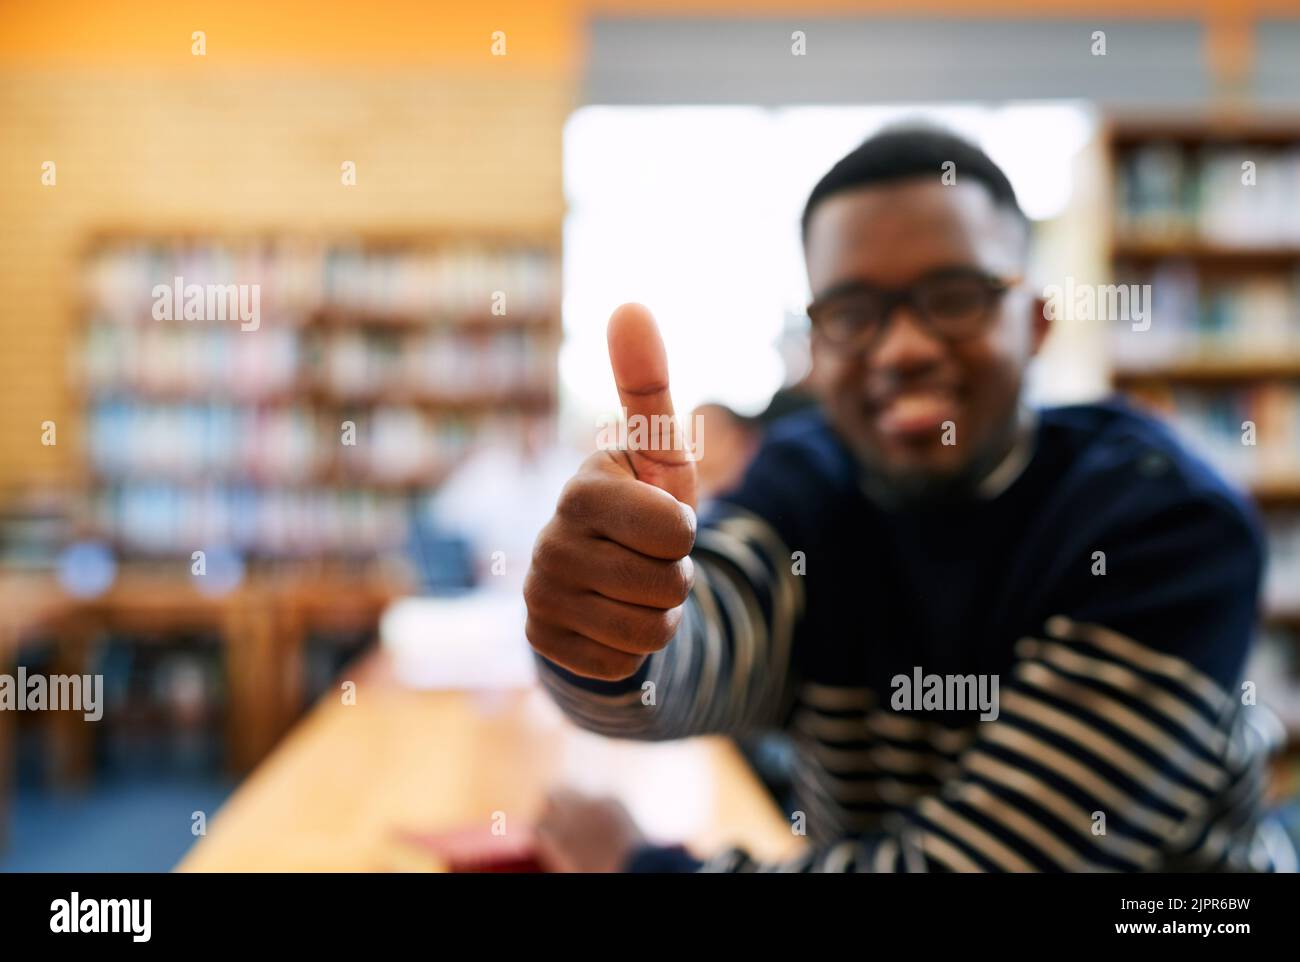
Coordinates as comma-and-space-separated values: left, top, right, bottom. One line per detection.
868, 304, 947, 371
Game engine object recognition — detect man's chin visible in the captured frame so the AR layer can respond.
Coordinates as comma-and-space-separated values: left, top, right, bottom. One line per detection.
856, 446, 985, 509
841, 409, 1028, 509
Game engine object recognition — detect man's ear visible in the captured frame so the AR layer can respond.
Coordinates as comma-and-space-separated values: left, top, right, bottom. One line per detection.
1028, 294, 1051, 357
806, 331, 832, 397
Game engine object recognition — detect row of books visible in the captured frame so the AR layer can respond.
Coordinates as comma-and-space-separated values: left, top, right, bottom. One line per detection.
86, 402, 532, 484
81, 322, 554, 400
1114, 143, 1300, 245
84, 241, 559, 323
83, 323, 301, 398
90, 483, 415, 556
322, 329, 553, 398
321, 246, 557, 315
1129, 385, 1300, 485
79, 238, 559, 558
1110, 266, 1300, 366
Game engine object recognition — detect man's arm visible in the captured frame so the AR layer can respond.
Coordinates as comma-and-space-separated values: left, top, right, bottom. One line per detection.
525, 302, 809, 740
703, 619, 1277, 872
537, 502, 804, 740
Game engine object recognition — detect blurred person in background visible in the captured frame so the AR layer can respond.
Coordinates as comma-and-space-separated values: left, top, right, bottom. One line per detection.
690, 403, 760, 502
690, 388, 816, 502
428, 415, 581, 594
524, 126, 1296, 872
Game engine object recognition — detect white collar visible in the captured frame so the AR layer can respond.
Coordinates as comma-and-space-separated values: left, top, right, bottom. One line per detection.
976, 406, 1038, 500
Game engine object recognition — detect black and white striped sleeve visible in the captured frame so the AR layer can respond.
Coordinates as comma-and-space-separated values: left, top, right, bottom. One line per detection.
702, 616, 1285, 872
537, 504, 806, 740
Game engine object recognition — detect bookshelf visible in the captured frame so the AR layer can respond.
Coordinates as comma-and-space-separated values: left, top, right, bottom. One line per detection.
76, 233, 561, 562
63, 232, 561, 771
1105, 117, 1300, 744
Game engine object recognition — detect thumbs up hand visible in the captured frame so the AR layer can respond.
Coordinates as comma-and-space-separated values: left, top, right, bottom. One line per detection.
605, 302, 699, 511
524, 304, 699, 681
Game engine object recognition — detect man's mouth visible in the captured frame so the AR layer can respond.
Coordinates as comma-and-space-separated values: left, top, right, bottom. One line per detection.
872, 389, 961, 441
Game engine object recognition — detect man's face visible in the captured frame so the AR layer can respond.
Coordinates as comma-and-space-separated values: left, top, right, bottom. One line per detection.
804, 179, 1048, 501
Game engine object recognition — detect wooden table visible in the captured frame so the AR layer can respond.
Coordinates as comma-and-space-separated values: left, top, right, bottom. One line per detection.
38, 567, 408, 778
178, 652, 804, 871
0, 568, 409, 854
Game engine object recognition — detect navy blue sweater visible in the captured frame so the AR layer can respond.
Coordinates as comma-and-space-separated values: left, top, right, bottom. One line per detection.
540, 400, 1286, 872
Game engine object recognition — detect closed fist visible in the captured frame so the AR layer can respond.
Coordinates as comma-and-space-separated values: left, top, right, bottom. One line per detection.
524, 303, 698, 680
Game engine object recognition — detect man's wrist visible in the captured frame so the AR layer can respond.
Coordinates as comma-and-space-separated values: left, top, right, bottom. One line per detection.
534, 651, 652, 695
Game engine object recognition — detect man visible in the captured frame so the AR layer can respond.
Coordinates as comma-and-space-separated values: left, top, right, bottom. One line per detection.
523, 127, 1290, 872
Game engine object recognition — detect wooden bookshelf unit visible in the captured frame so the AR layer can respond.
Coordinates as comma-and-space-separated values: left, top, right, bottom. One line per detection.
67, 231, 561, 770
1105, 117, 1300, 744
77, 232, 561, 561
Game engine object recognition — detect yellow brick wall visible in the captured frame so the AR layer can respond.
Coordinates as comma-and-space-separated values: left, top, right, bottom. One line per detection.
0, 67, 571, 492
0, 0, 1280, 496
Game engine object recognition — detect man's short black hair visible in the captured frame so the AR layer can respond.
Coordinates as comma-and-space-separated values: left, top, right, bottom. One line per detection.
801, 125, 1028, 242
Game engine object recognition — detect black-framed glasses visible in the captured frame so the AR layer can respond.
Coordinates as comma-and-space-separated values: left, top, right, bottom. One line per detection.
807, 268, 1021, 352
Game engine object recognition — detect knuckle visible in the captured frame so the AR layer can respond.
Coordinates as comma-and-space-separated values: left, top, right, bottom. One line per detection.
648, 608, 681, 649
669, 557, 695, 604
524, 614, 552, 653
581, 449, 620, 473
529, 527, 566, 577
522, 571, 552, 617
600, 651, 646, 681
663, 505, 696, 557
570, 643, 642, 682
525, 614, 642, 682
556, 476, 598, 525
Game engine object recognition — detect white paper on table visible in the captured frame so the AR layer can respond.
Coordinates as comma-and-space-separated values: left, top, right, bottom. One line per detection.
380, 592, 537, 690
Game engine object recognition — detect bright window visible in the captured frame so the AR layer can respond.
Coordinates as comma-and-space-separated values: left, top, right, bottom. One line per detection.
560, 102, 1097, 428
